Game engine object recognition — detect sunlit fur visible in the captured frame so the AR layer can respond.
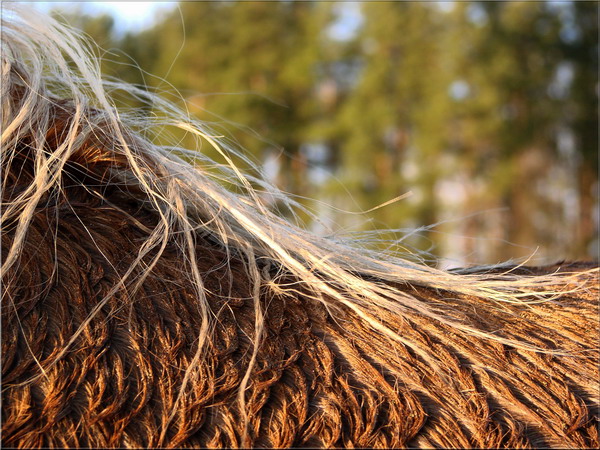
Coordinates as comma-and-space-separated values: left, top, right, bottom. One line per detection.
1, 6, 598, 448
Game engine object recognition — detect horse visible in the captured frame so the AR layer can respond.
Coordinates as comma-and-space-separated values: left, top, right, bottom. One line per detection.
2, 6, 598, 448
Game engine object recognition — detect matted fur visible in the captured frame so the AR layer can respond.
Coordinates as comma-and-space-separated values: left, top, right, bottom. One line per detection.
1, 6, 598, 448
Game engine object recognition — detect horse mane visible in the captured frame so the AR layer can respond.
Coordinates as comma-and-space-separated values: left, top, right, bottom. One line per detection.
2, 6, 598, 448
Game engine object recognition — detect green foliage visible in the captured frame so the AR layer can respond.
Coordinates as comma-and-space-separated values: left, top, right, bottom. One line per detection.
53, 1, 598, 264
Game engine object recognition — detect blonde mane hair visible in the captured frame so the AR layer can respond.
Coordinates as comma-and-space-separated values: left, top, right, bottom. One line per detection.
2, 6, 598, 448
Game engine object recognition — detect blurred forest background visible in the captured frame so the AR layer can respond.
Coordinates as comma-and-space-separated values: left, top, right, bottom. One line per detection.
43, 1, 598, 268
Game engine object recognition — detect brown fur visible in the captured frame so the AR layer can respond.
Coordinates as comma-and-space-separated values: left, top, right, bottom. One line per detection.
2, 103, 600, 449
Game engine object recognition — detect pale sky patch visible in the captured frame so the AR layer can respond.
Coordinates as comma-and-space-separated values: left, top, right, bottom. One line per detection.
30, 2, 176, 33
